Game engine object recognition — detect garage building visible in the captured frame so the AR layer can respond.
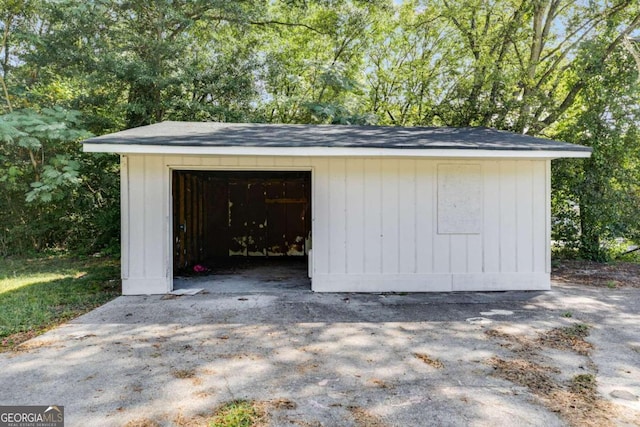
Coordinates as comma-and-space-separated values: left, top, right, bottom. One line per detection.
82, 122, 591, 295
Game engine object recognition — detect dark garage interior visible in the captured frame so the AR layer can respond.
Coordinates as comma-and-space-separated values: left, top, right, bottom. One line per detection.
172, 170, 311, 278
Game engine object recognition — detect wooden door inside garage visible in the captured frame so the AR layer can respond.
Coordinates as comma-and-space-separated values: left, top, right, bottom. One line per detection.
172, 170, 311, 274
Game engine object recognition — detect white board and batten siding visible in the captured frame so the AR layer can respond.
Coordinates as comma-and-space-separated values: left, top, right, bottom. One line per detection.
120, 154, 551, 295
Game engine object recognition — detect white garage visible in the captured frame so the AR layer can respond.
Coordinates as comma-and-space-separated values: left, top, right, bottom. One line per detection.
82, 122, 591, 295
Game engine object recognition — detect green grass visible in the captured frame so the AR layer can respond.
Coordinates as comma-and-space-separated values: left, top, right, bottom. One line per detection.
209, 400, 266, 427
562, 323, 590, 338
0, 254, 120, 348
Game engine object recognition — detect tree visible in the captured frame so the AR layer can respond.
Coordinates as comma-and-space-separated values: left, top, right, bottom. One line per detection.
552, 37, 640, 260
36, 0, 263, 128
0, 107, 115, 253
363, 0, 640, 134
1, 0, 638, 259
256, 0, 390, 124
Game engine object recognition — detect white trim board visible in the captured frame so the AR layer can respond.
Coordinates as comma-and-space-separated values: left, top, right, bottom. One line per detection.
312, 273, 550, 292
84, 143, 591, 159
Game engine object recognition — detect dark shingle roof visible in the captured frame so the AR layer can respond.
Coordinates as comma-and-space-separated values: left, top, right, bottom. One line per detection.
83, 121, 591, 152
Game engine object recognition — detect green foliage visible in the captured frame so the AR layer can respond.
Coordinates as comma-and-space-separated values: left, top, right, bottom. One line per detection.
36, 0, 262, 128
256, 0, 386, 124
561, 323, 589, 338
570, 374, 596, 394
0, 107, 119, 255
0, 0, 638, 259
208, 400, 266, 427
0, 107, 89, 201
552, 38, 640, 261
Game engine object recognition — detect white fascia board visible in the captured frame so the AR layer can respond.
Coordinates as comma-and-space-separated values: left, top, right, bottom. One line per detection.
82, 143, 591, 159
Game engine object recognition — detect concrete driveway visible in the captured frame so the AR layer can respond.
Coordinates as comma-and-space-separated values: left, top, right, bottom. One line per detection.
1, 282, 639, 426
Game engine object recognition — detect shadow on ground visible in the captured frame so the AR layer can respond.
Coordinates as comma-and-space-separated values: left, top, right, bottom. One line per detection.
1, 281, 639, 427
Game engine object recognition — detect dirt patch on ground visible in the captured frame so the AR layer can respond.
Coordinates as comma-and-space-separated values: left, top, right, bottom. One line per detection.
348, 406, 389, 427
160, 398, 299, 427
552, 260, 640, 288
123, 419, 160, 427
489, 357, 559, 394
485, 329, 540, 353
538, 324, 593, 356
548, 386, 616, 427
486, 324, 618, 427
1, 329, 49, 352
414, 352, 444, 369
270, 398, 297, 410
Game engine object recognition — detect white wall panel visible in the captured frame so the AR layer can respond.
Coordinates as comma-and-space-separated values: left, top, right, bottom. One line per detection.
532, 161, 547, 272
143, 156, 165, 278
467, 235, 483, 273
328, 158, 347, 274
415, 161, 434, 274
363, 159, 382, 274
127, 155, 145, 278
312, 158, 330, 276
483, 161, 501, 272
121, 154, 552, 294
398, 160, 417, 274
345, 159, 365, 274
381, 159, 399, 274
516, 161, 534, 272
450, 235, 467, 272
433, 234, 450, 273
499, 161, 518, 272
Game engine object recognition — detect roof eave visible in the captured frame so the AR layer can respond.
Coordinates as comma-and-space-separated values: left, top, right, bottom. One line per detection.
82, 143, 592, 159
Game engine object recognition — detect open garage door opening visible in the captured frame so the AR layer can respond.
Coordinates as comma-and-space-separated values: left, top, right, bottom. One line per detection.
171, 170, 312, 292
